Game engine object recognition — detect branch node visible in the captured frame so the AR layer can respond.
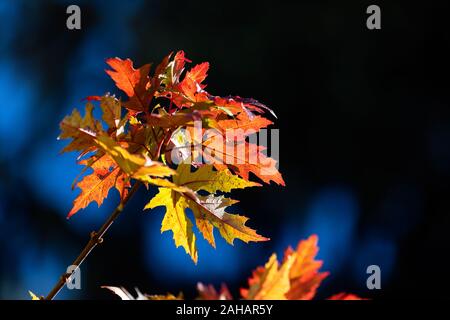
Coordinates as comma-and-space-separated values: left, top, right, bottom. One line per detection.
90, 231, 104, 244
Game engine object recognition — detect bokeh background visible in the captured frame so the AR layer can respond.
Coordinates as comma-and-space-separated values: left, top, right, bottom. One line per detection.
0, 0, 446, 299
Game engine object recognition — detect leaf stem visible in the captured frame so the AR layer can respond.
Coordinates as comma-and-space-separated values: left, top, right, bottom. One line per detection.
44, 181, 142, 300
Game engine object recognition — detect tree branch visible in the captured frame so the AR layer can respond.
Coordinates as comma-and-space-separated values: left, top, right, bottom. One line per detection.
44, 181, 142, 300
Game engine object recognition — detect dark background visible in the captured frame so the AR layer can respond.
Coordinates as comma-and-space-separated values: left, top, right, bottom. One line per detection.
0, 0, 447, 299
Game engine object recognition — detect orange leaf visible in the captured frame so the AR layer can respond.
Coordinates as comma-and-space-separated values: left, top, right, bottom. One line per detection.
240, 253, 296, 300
285, 235, 329, 300
212, 111, 273, 138
204, 141, 285, 186
185, 62, 209, 85
105, 58, 152, 112
68, 154, 130, 218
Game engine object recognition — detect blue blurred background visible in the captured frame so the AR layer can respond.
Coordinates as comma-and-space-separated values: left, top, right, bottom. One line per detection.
0, 0, 447, 299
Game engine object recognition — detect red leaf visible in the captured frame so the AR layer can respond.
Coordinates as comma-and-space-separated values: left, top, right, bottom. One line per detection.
105, 58, 152, 112
328, 293, 364, 300
185, 62, 209, 85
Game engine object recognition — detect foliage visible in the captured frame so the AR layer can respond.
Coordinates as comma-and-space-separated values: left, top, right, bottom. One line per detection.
59, 51, 284, 263
104, 235, 363, 300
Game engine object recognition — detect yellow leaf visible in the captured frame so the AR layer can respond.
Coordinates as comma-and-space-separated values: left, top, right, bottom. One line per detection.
174, 163, 261, 193
242, 253, 296, 300
146, 187, 267, 260
94, 135, 175, 180
144, 162, 266, 261
145, 177, 189, 192
29, 291, 40, 300
145, 188, 198, 263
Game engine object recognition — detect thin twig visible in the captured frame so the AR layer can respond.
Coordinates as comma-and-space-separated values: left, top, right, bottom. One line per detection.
44, 181, 142, 300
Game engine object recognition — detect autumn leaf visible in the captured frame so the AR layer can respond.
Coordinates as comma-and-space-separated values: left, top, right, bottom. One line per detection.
146, 187, 199, 262
241, 253, 296, 300
146, 111, 196, 128
203, 140, 285, 186
93, 135, 175, 181
191, 194, 267, 248
59, 102, 103, 153
182, 111, 284, 185
174, 163, 261, 193
169, 50, 190, 85
239, 235, 342, 300
177, 62, 210, 104
285, 235, 330, 300
144, 164, 267, 262
211, 111, 273, 139
99, 94, 122, 129
66, 133, 174, 217
185, 62, 209, 85
105, 57, 152, 112
29, 291, 40, 300
103, 236, 364, 301
68, 154, 130, 218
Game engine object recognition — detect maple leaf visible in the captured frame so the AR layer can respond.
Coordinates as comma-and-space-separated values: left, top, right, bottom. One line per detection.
211, 111, 273, 138
239, 235, 342, 300
185, 62, 209, 85
99, 94, 122, 129
105, 58, 152, 112
103, 236, 364, 301
181, 111, 284, 186
59, 102, 103, 153
174, 163, 261, 193
144, 164, 266, 262
146, 187, 199, 262
146, 109, 197, 128
176, 62, 210, 104
241, 253, 296, 300
68, 154, 130, 218
170, 50, 190, 84
93, 135, 175, 182
157, 50, 188, 91
284, 235, 330, 300
191, 194, 266, 248
66, 133, 174, 218
203, 139, 285, 186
